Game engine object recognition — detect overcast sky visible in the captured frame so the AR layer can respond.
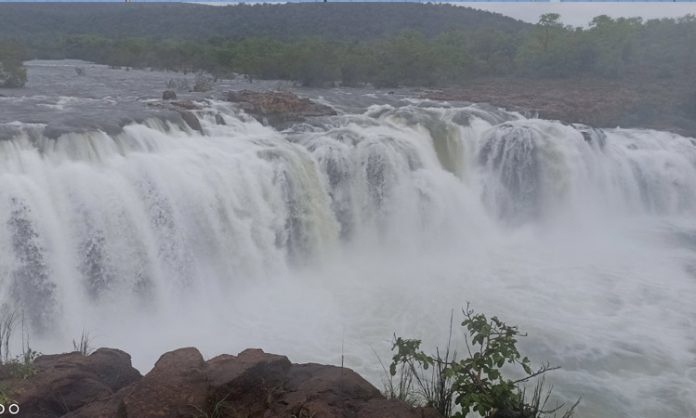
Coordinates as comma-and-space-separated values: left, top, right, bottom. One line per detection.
8, 0, 691, 27
456, 2, 696, 27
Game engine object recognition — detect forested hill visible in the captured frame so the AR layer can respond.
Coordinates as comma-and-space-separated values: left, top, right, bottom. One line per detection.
0, 3, 528, 41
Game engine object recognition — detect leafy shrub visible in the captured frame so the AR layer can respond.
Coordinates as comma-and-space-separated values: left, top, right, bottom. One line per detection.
1, 347, 41, 381
388, 305, 579, 418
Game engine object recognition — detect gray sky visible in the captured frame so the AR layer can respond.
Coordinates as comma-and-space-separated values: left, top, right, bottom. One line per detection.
455, 2, 696, 27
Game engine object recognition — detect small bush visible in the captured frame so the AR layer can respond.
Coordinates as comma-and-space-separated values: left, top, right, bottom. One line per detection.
1, 347, 41, 381
387, 305, 579, 418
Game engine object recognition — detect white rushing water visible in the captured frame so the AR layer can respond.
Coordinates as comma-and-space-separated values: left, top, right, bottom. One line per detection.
1, 100, 696, 417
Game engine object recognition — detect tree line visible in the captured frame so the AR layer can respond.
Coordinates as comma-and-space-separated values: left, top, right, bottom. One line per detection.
5, 13, 696, 88
0, 3, 526, 42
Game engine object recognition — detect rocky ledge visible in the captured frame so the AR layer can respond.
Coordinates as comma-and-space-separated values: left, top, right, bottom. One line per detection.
224, 90, 337, 128
2, 347, 439, 418
425, 77, 696, 138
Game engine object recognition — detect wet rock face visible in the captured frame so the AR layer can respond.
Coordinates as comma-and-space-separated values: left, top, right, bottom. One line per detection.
573, 123, 607, 149
4, 347, 440, 418
224, 89, 337, 128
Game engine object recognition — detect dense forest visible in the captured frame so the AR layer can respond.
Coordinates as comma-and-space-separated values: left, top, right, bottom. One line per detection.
0, 3, 526, 41
15, 12, 695, 89
0, 4, 693, 89
0, 4, 695, 93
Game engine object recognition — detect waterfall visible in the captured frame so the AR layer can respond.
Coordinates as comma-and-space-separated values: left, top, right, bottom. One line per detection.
2, 100, 696, 417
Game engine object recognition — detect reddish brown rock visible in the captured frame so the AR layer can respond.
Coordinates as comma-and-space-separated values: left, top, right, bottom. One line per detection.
206, 348, 291, 417
5, 348, 140, 418
424, 76, 696, 138
4, 346, 442, 418
224, 89, 337, 127
119, 347, 209, 418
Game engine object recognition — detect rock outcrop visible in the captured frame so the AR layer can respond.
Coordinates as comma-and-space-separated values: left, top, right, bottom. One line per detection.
2, 348, 141, 418
162, 90, 177, 100
148, 99, 204, 133
1, 347, 440, 418
424, 77, 696, 138
225, 90, 337, 127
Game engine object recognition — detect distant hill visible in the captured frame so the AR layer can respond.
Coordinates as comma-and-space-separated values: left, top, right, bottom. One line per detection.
0, 3, 528, 41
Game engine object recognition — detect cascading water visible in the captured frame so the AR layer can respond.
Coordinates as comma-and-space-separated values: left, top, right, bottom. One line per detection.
2, 69, 696, 417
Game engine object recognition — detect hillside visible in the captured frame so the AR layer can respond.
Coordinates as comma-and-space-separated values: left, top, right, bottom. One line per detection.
2, 3, 694, 137
0, 3, 528, 41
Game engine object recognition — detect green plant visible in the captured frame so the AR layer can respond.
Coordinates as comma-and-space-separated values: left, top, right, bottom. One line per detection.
389, 305, 579, 418
0, 383, 20, 413
2, 346, 41, 380
376, 344, 417, 406
449, 304, 544, 417
387, 312, 457, 416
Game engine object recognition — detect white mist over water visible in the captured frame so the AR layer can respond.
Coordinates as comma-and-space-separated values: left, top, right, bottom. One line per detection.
1, 101, 696, 417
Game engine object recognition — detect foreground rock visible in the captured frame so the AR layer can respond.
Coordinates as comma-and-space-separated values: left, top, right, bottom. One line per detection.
1, 348, 141, 418
1, 347, 440, 418
225, 89, 337, 128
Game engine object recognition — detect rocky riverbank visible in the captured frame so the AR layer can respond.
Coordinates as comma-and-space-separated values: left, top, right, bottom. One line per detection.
425, 76, 696, 138
1, 347, 440, 418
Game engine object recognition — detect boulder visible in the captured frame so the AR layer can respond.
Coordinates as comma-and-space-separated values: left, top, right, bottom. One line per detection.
147, 99, 204, 133
170, 99, 201, 110
206, 349, 292, 417
3, 348, 141, 418
179, 110, 203, 133
224, 89, 337, 127
118, 347, 209, 418
6, 347, 442, 418
269, 363, 439, 418
162, 90, 177, 100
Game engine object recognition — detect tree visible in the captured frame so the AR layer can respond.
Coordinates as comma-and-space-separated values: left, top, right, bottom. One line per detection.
537, 13, 563, 52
